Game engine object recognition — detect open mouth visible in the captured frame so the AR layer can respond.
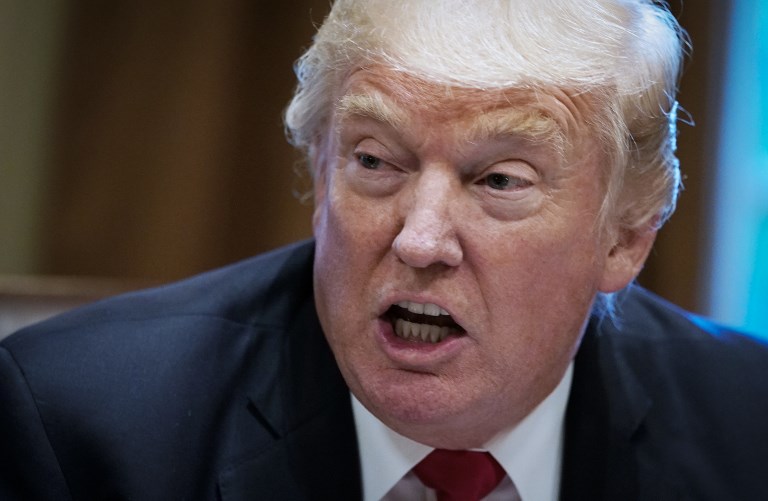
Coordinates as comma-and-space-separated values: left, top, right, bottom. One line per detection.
385, 301, 465, 343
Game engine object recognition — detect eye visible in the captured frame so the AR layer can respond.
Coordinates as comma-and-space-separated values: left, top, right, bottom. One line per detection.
486, 173, 510, 190
357, 153, 382, 170
482, 172, 531, 190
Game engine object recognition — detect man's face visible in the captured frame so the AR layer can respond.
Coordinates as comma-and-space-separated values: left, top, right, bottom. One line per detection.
312, 68, 638, 448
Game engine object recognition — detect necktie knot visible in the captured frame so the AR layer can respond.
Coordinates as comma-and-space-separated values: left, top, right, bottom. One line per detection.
413, 449, 506, 501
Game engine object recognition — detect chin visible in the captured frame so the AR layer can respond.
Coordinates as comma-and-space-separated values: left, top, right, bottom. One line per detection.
354, 369, 500, 446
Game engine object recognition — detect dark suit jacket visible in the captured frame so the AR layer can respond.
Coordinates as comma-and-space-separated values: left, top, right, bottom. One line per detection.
1, 240, 767, 500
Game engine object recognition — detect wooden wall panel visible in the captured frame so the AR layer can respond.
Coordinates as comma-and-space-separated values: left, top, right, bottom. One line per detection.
42, 0, 330, 280
638, 0, 730, 313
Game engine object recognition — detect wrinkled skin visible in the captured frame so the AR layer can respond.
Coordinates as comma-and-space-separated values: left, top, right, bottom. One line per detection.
312, 67, 655, 449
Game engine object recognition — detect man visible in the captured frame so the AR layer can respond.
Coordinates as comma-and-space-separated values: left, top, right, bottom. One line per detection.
2, 0, 767, 499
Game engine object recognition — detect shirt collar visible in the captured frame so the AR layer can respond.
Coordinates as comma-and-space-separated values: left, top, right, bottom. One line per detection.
352, 362, 574, 501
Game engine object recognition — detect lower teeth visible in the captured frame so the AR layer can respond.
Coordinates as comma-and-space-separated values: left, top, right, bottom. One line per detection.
394, 318, 450, 343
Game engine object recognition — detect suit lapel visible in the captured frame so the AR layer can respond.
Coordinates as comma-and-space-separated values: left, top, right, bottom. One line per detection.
560, 316, 652, 500
218, 287, 361, 500
217, 389, 360, 501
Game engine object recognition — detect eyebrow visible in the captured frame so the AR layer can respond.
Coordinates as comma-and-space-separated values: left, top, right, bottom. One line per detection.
336, 93, 407, 130
467, 109, 568, 156
336, 92, 567, 157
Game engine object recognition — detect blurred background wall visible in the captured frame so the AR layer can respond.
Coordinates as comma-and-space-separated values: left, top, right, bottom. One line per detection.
1, 0, 766, 335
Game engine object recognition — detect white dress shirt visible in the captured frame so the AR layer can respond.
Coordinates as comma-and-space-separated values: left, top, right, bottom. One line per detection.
352, 363, 573, 501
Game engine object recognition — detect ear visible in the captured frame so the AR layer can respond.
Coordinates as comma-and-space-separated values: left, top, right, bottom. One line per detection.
598, 224, 657, 293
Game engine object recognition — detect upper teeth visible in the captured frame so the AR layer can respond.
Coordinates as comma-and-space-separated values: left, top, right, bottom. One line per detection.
397, 301, 450, 316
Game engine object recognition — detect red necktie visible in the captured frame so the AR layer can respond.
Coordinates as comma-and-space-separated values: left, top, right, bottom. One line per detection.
413, 449, 507, 501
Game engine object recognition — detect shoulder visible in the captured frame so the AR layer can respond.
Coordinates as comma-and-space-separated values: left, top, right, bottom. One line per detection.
596, 287, 768, 461
591, 286, 768, 403
2, 239, 316, 352
598, 286, 768, 376
0, 239, 319, 409
0, 240, 334, 499
573, 287, 768, 496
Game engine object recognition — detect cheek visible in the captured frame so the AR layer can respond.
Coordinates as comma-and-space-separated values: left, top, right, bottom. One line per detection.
319, 176, 399, 254
313, 179, 399, 326
475, 220, 603, 336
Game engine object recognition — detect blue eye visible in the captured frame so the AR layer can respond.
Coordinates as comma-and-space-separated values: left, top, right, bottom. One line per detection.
486, 173, 511, 190
357, 153, 381, 169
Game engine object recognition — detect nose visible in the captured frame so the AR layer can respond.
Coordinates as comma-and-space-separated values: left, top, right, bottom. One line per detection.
392, 170, 463, 268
